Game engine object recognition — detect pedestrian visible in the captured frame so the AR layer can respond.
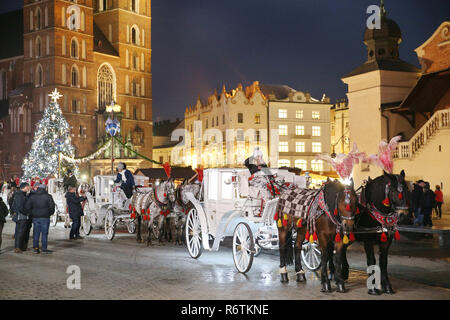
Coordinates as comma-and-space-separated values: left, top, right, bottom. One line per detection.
413, 180, 425, 226
0, 196, 9, 252
421, 182, 435, 228
114, 162, 135, 199
65, 186, 87, 240
434, 185, 443, 219
11, 182, 32, 253
25, 183, 55, 254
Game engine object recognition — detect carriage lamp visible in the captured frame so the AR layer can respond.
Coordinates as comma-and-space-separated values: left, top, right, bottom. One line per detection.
105, 100, 121, 174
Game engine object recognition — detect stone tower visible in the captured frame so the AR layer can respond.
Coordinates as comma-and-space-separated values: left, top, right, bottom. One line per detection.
341, 1, 420, 186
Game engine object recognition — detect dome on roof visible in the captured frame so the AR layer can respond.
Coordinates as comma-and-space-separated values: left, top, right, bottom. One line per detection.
364, 17, 402, 43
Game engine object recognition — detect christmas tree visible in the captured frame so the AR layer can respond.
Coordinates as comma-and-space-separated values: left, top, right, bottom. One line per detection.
22, 89, 78, 179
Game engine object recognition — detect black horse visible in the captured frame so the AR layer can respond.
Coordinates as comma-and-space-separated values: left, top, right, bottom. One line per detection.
354, 170, 409, 295
276, 179, 358, 293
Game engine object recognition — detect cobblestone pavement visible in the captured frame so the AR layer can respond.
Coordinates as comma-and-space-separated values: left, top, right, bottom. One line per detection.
0, 219, 449, 300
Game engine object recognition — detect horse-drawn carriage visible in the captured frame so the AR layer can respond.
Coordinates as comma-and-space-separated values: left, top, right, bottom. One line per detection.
81, 175, 149, 240
183, 168, 321, 274
47, 178, 69, 227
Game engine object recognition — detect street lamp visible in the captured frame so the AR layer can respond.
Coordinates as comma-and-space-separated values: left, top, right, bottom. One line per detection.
105, 100, 121, 174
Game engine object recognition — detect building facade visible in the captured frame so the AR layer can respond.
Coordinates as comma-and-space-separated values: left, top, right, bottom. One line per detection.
330, 99, 350, 155
179, 81, 332, 173
0, 0, 153, 179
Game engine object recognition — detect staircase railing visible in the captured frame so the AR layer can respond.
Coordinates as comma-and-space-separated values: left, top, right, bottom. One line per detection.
393, 108, 450, 159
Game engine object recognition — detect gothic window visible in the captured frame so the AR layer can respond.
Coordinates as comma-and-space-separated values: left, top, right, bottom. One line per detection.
133, 106, 137, 120
132, 79, 137, 96
36, 64, 43, 87
133, 53, 138, 69
71, 38, 78, 58
36, 8, 41, 30
71, 65, 79, 87
36, 37, 42, 57
132, 28, 137, 44
97, 64, 115, 110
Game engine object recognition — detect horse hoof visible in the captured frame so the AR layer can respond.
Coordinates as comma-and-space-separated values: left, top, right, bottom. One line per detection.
368, 288, 382, 295
383, 286, 395, 294
296, 273, 306, 282
280, 273, 289, 283
320, 282, 332, 293
336, 283, 346, 293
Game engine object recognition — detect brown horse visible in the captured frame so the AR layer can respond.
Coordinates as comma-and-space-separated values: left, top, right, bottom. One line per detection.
276, 179, 358, 293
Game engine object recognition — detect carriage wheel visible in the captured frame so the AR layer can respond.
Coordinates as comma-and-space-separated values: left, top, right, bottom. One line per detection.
186, 208, 203, 259
104, 209, 116, 241
232, 222, 255, 274
81, 215, 92, 236
301, 240, 322, 271
127, 220, 136, 234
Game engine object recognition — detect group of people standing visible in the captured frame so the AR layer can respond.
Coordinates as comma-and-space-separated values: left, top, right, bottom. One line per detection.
410, 180, 444, 228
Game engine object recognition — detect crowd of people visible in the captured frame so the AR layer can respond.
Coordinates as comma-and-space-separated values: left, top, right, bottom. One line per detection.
409, 180, 444, 228
0, 162, 136, 254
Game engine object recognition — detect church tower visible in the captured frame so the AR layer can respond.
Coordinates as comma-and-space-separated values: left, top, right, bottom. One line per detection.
341, 1, 421, 185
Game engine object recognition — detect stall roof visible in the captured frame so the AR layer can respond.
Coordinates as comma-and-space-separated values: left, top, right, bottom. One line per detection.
135, 167, 196, 180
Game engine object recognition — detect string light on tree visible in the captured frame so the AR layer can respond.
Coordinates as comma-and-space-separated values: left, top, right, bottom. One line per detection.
22, 89, 78, 179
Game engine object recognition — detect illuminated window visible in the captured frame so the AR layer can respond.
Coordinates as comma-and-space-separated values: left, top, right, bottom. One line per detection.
296, 110, 303, 119
295, 159, 307, 171
312, 126, 321, 136
71, 38, 78, 58
295, 125, 304, 136
311, 160, 323, 171
278, 159, 290, 167
312, 142, 322, 153
312, 111, 320, 119
279, 141, 288, 152
237, 113, 243, 123
278, 109, 287, 118
254, 113, 261, 124
71, 65, 79, 86
295, 142, 305, 153
279, 125, 288, 136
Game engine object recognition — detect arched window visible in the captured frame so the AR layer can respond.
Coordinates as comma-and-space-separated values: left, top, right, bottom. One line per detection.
311, 160, 323, 172
97, 64, 115, 110
131, 0, 137, 12
278, 159, 290, 168
36, 8, 41, 30
36, 64, 43, 87
71, 38, 78, 58
132, 52, 137, 69
132, 79, 137, 96
294, 159, 307, 171
131, 28, 137, 44
71, 65, 79, 87
36, 37, 42, 57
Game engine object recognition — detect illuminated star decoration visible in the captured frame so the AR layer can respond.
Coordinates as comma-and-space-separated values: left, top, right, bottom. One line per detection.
48, 88, 63, 103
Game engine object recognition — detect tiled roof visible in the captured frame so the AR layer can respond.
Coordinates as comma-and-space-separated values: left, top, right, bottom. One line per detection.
0, 10, 23, 60
93, 23, 119, 57
343, 59, 420, 78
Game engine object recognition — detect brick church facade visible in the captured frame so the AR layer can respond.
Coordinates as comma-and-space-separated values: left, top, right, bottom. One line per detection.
0, 0, 153, 179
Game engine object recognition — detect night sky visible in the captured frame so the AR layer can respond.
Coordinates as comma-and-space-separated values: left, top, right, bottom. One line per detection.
1, 0, 449, 121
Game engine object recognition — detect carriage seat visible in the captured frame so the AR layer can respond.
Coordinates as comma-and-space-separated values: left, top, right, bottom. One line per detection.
238, 171, 251, 197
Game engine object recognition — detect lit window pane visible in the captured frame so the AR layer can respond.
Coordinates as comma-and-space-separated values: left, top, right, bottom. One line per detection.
296, 142, 305, 152
278, 159, 290, 167
295, 125, 304, 136
278, 125, 288, 136
279, 141, 288, 152
278, 109, 287, 118
312, 126, 321, 136
312, 111, 320, 119
312, 142, 322, 153
294, 159, 307, 171
296, 110, 303, 119
311, 160, 323, 171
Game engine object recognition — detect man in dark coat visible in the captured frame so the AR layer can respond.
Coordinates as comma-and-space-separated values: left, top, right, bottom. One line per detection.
114, 162, 135, 199
12, 182, 32, 253
421, 182, 435, 227
0, 196, 9, 252
412, 180, 425, 225
66, 186, 87, 240
25, 184, 55, 254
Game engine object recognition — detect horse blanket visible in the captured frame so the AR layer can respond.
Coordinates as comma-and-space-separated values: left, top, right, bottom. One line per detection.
277, 187, 320, 219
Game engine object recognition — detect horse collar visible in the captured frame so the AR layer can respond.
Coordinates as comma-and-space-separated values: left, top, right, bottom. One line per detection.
368, 203, 398, 228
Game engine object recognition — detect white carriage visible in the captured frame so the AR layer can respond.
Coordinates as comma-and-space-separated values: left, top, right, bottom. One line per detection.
47, 178, 69, 227
1, 183, 12, 210
81, 175, 149, 240
184, 168, 322, 273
